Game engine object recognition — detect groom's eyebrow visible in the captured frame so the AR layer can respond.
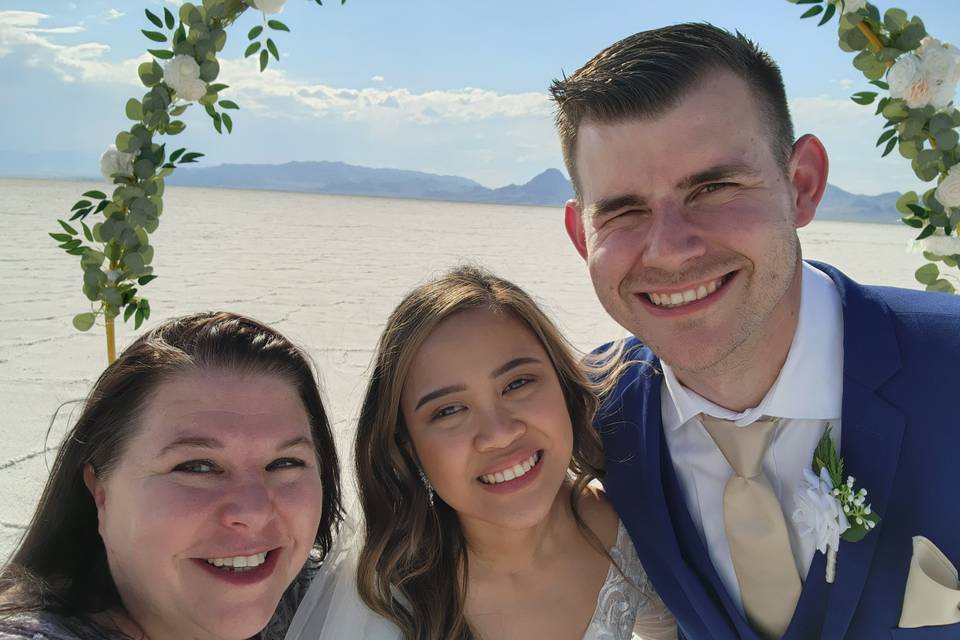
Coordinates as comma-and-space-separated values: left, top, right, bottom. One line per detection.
676, 163, 758, 190
415, 384, 467, 411
590, 194, 647, 218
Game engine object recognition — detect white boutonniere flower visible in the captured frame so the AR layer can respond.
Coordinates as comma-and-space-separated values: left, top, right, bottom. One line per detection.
793, 426, 880, 583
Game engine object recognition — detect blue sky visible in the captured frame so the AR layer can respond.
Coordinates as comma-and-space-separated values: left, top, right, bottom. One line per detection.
1, 0, 957, 194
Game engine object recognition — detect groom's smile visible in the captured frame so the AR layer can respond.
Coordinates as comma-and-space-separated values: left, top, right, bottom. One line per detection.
638, 272, 734, 312
564, 69, 819, 377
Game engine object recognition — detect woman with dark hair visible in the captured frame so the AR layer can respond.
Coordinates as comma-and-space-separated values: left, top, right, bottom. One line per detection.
0, 311, 342, 640
286, 266, 675, 640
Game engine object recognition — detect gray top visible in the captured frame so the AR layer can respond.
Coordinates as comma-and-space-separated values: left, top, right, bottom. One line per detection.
0, 557, 319, 640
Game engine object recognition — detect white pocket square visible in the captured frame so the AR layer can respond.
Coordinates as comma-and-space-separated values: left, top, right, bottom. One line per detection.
899, 536, 960, 628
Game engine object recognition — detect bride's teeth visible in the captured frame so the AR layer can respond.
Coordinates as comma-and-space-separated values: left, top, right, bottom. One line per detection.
708, 280, 718, 294
697, 285, 707, 298
670, 292, 684, 305
480, 452, 541, 485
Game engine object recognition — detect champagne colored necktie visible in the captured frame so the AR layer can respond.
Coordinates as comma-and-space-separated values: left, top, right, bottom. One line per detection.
699, 414, 802, 639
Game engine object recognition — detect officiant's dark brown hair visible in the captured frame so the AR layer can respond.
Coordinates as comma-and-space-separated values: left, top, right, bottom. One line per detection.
550, 22, 795, 200
0, 312, 342, 632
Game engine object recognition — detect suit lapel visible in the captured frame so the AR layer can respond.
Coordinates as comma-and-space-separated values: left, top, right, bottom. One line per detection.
602, 354, 741, 640
812, 263, 906, 640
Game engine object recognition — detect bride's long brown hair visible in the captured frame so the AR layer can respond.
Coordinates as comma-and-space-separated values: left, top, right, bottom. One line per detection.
355, 265, 624, 640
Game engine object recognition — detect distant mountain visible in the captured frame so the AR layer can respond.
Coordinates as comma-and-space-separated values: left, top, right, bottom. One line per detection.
22, 157, 892, 223
816, 184, 901, 224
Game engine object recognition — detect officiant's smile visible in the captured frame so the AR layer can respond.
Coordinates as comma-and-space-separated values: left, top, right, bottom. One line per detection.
402, 306, 574, 530
83, 371, 325, 640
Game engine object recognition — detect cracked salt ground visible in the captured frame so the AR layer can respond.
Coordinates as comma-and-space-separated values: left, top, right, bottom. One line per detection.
0, 177, 930, 557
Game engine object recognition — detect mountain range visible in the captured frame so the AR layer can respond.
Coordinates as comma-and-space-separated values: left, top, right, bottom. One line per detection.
165, 160, 901, 224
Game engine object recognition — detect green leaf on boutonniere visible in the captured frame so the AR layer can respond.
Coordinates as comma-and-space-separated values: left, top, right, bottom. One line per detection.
841, 511, 881, 542
812, 426, 843, 487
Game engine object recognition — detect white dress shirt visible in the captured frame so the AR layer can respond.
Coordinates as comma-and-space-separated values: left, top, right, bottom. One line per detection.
660, 263, 844, 614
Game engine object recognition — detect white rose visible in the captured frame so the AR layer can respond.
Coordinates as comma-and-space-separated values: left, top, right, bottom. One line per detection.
921, 233, 960, 257
163, 55, 207, 102
935, 165, 960, 209
834, 0, 866, 14
793, 468, 850, 555
249, 0, 286, 14
921, 46, 960, 108
100, 144, 135, 182
888, 55, 924, 106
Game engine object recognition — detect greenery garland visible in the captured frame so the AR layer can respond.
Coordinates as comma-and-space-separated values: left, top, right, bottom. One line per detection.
789, 0, 960, 293
49, 0, 339, 362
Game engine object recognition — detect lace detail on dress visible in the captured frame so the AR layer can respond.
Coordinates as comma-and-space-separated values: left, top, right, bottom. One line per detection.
582, 522, 677, 640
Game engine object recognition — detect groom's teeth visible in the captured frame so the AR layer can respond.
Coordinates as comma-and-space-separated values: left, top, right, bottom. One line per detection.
647, 276, 724, 309
480, 452, 541, 485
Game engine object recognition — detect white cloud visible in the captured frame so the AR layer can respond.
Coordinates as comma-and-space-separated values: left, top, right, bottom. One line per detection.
1, 11, 549, 125
0, 11, 145, 83
217, 58, 552, 123
105, 9, 125, 21
370, 75, 384, 82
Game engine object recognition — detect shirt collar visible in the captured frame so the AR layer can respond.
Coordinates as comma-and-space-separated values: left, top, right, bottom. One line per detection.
662, 262, 844, 430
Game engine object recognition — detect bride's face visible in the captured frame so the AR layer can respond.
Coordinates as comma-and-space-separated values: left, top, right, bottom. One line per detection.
401, 307, 574, 531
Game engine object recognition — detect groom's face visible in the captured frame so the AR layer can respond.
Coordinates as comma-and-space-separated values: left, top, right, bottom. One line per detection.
565, 70, 816, 373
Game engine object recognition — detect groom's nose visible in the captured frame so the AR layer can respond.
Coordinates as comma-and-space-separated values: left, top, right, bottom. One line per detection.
640, 204, 707, 272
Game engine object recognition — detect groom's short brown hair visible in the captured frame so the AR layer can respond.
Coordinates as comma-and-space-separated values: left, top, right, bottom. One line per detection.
549, 22, 795, 199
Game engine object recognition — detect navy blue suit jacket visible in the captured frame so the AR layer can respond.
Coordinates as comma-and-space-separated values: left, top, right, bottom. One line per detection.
596, 262, 960, 639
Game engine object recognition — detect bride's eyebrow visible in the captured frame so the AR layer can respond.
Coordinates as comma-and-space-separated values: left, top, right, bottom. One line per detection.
491, 356, 542, 378
415, 384, 467, 411
413, 357, 544, 410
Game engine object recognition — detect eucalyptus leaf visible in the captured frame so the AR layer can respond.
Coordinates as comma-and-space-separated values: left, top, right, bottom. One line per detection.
103, 288, 123, 307
163, 7, 176, 29
142, 30, 168, 43
934, 129, 959, 151
817, 2, 835, 26
927, 279, 955, 293
266, 38, 280, 61
145, 9, 164, 29
249, 26, 263, 40
260, 48, 269, 71
73, 313, 97, 332
245, 41, 261, 58
882, 137, 897, 157
915, 263, 939, 284
883, 8, 908, 32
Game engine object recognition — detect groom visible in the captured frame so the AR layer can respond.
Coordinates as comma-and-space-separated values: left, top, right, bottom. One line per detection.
552, 23, 960, 639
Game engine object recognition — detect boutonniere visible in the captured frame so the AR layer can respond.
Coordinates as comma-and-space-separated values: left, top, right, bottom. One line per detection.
792, 425, 880, 583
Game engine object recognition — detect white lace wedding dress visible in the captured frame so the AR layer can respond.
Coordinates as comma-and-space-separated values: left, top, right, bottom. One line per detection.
284, 519, 676, 640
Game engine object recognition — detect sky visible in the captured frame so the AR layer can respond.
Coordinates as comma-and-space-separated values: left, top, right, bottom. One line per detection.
0, 0, 958, 194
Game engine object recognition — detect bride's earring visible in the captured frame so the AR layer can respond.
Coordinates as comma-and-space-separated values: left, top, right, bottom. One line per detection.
418, 467, 435, 507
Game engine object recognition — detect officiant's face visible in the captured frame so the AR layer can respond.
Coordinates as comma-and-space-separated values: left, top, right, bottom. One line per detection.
402, 307, 574, 532
83, 371, 324, 640
565, 70, 820, 373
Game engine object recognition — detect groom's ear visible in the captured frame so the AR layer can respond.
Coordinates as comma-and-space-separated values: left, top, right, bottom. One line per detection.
564, 199, 589, 260
788, 134, 829, 229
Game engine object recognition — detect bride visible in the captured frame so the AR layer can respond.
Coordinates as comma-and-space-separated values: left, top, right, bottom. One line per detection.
286, 266, 675, 640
